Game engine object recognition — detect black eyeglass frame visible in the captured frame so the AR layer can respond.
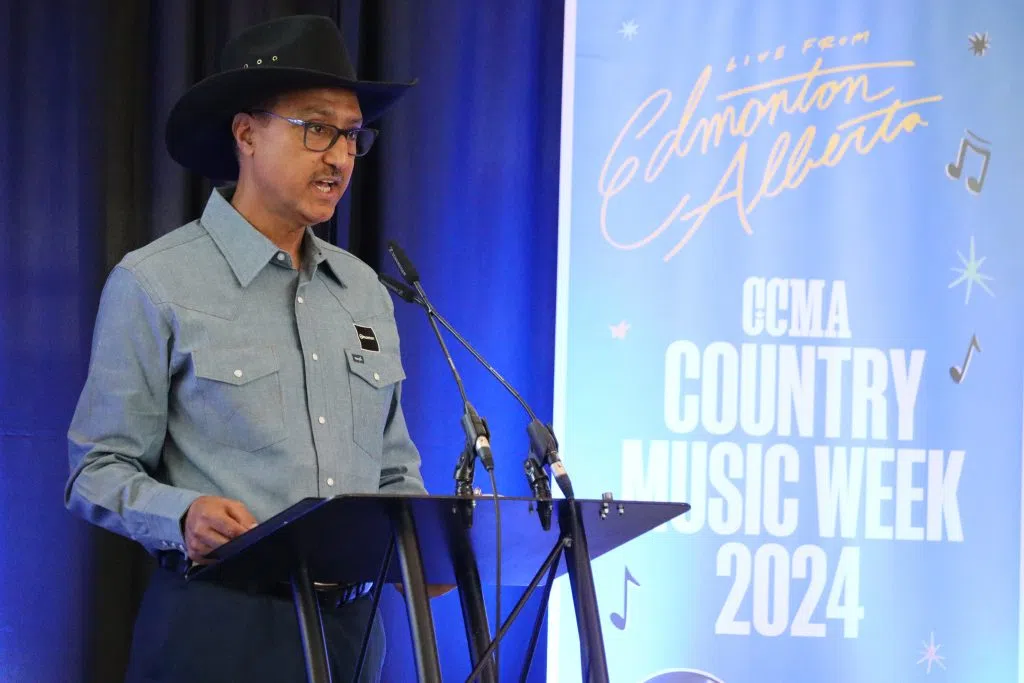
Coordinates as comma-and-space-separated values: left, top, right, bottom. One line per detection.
248, 110, 379, 156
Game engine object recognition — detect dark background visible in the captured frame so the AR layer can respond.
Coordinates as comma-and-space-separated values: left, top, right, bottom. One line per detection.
0, 1, 563, 680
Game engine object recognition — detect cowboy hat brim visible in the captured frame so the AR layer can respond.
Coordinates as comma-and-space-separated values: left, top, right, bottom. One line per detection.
166, 66, 415, 181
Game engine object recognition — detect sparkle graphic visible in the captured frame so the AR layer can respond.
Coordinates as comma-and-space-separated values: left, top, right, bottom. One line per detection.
968, 32, 991, 56
917, 632, 947, 674
948, 236, 995, 305
610, 321, 631, 339
618, 20, 639, 40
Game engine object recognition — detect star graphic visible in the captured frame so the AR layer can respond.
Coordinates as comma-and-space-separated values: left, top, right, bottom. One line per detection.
968, 32, 991, 56
917, 631, 947, 674
618, 20, 639, 40
610, 321, 631, 339
948, 236, 995, 305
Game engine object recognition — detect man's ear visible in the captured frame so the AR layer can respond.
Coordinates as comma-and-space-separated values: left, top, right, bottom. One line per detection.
231, 112, 256, 159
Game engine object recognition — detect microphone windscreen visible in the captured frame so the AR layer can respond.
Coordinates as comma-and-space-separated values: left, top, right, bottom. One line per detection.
379, 274, 419, 303
387, 240, 421, 285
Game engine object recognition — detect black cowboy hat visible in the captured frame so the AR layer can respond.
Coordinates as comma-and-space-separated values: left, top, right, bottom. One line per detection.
165, 14, 415, 181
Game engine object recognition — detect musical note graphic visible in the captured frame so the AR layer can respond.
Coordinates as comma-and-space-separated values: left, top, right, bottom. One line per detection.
949, 334, 981, 384
946, 129, 991, 194
610, 566, 640, 630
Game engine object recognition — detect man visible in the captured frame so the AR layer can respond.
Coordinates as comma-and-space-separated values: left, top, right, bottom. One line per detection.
65, 15, 424, 682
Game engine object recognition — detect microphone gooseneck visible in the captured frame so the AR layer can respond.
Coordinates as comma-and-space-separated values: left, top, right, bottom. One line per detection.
378, 256, 576, 502
384, 242, 494, 476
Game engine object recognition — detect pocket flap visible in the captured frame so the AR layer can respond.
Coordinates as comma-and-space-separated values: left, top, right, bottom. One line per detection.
193, 346, 280, 386
345, 348, 406, 388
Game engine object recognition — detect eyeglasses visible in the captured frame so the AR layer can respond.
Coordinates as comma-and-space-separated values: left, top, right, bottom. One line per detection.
249, 110, 378, 156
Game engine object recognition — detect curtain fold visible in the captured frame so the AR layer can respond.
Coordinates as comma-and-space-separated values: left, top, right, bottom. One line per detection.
367, 2, 563, 678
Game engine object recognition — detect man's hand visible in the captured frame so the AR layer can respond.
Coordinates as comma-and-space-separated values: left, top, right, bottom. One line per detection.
393, 583, 457, 599
183, 495, 258, 564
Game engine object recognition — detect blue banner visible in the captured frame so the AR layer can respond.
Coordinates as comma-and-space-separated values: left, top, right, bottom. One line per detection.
549, 1, 1024, 681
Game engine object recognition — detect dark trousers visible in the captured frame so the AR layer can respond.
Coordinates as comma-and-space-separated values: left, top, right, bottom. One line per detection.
124, 567, 386, 683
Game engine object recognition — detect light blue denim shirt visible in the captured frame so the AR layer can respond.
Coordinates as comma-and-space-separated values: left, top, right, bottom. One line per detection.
66, 188, 426, 556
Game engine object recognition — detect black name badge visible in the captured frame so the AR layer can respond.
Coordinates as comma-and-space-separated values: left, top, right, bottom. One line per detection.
354, 325, 380, 352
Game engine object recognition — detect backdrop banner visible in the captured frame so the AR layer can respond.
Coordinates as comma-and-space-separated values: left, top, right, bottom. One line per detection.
549, 1, 1024, 681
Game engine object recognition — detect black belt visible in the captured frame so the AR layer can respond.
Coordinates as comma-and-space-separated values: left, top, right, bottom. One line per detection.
157, 551, 373, 609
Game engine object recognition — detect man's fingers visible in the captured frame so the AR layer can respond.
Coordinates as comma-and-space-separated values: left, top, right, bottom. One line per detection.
187, 526, 231, 562
187, 543, 215, 564
193, 525, 231, 550
181, 496, 258, 565
186, 537, 218, 563
223, 500, 259, 529
207, 513, 249, 540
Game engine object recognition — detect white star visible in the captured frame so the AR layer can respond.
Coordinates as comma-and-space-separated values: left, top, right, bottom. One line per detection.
610, 321, 631, 339
968, 32, 991, 56
917, 631, 946, 674
948, 235, 995, 305
618, 20, 639, 40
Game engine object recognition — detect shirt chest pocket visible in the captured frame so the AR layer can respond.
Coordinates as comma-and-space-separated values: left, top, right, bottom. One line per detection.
345, 348, 405, 458
192, 346, 287, 452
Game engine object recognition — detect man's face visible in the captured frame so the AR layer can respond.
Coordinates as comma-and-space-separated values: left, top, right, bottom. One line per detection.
236, 87, 364, 228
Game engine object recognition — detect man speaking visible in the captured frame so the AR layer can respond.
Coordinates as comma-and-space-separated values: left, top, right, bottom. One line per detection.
65, 15, 424, 682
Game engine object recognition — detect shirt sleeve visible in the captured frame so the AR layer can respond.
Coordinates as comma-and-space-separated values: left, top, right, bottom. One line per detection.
378, 379, 429, 494
65, 265, 201, 553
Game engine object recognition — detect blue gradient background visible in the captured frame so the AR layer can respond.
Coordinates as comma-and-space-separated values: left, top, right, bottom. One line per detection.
550, 1, 1024, 681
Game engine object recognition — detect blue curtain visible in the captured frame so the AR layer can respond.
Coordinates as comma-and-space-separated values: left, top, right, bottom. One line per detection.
366, 2, 564, 680
0, 1, 563, 681
0, 3, 103, 681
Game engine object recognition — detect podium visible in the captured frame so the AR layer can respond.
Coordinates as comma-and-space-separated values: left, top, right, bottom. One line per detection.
192, 494, 689, 682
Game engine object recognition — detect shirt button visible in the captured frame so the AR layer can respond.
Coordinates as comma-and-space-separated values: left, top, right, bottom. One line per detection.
373, 372, 380, 381
318, 416, 326, 424
326, 477, 335, 487
276, 253, 286, 261
233, 369, 243, 378
297, 296, 304, 304
312, 353, 319, 361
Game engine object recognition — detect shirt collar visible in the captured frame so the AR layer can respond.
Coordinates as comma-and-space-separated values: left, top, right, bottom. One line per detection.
200, 187, 353, 288
308, 233, 349, 288
200, 188, 282, 288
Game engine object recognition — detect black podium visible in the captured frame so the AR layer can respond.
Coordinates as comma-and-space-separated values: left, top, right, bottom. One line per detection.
192, 493, 689, 682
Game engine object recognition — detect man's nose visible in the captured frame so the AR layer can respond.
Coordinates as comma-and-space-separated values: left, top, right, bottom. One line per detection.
322, 136, 355, 169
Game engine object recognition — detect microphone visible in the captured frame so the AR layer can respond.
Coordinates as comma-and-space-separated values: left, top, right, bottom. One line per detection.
378, 263, 575, 503
387, 240, 420, 284
386, 241, 495, 476
385, 268, 556, 522
379, 274, 418, 304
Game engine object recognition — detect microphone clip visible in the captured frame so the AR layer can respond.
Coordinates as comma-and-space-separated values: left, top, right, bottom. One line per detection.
453, 444, 477, 528
461, 402, 495, 473
527, 419, 575, 500
524, 456, 552, 531
453, 402, 493, 529
453, 445, 476, 498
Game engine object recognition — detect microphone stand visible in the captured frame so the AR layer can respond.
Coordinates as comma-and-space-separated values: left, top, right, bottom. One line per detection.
384, 246, 498, 682
380, 270, 611, 681
381, 274, 555, 529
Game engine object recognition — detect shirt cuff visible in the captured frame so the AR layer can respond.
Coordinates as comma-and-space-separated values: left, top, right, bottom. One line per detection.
142, 484, 202, 553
